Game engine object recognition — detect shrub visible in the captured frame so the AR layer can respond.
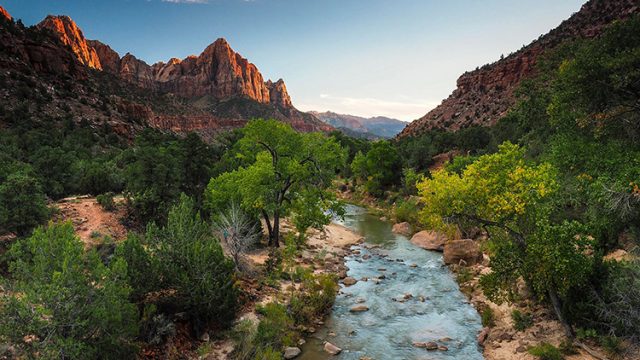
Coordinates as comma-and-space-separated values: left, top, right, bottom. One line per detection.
0, 222, 138, 359
144, 195, 238, 330
481, 307, 496, 328
254, 303, 296, 354
528, 343, 564, 360
0, 170, 49, 236
512, 309, 533, 331
97, 192, 116, 211
394, 197, 420, 225
289, 273, 338, 325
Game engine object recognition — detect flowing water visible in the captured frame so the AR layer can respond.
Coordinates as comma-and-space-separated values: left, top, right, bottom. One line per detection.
300, 205, 484, 360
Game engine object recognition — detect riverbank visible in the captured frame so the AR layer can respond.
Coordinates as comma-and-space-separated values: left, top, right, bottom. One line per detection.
335, 187, 609, 360
204, 220, 364, 359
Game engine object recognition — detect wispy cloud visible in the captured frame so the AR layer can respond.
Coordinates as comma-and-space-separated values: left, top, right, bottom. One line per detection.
297, 94, 438, 122
161, 0, 209, 4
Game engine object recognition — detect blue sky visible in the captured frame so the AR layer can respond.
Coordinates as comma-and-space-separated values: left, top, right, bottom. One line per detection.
4, 0, 585, 121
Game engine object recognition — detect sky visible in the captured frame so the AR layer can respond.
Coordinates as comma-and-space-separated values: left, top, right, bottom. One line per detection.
4, 0, 585, 121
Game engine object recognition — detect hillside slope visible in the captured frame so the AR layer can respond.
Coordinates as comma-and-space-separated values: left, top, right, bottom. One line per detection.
398, 0, 639, 138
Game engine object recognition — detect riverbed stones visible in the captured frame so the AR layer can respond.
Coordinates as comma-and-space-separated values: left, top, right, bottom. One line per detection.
342, 277, 358, 286
350, 305, 369, 312
284, 347, 301, 359
443, 239, 483, 265
410, 230, 447, 251
324, 342, 342, 355
392, 222, 413, 236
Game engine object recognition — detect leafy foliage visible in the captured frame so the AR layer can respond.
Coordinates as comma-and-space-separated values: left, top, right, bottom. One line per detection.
137, 195, 238, 329
0, 222, 138, 359
351, 140, 402, 197
206, 119, 346, 246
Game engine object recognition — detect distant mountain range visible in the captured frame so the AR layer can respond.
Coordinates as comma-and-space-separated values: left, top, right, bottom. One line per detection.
309, 111, 406, 139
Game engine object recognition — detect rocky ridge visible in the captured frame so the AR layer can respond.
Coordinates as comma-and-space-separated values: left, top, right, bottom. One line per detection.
398, 0, 640, 138
0, 8, 330, 137
310, 111, 406, 138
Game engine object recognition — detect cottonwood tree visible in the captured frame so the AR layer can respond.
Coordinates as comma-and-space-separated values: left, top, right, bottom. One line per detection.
206, 119, 346, 247
418, 142, 594, 338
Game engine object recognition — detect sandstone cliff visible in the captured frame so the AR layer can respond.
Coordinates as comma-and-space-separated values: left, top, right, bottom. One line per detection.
30, 13, 328, 134
398, 0, 640, 138
38, 15, 102, 70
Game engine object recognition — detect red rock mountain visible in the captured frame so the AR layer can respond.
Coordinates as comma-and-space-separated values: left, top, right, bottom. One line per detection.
37, 16, 310, 116
0, 10, 329, 136
398, 0, 640, 139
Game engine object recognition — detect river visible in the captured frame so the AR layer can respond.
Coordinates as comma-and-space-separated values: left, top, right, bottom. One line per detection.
299, 204, 484, 359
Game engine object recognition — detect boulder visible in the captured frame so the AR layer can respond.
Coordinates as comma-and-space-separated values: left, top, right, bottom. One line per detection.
284, 347, 301, 359
342, 277, 357, 286
392, 222, 413, 236
324, 342, 342, 355
477, 327, 490, 346
349, 305, 369, 313
410, 231, 447, 251
443, 239, 483, 265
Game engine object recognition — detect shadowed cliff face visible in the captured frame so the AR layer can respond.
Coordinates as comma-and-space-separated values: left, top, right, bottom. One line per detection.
398, 0, 640, 138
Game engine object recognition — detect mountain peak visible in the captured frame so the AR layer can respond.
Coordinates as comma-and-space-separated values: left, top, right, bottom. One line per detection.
0, 6, 12, 21
38, 14, 102, 70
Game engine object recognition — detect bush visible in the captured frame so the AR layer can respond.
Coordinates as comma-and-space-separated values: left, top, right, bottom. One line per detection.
289, 273, 338, 325
142, 195, 238, 330
528, 343, 564, 360
254, 303, 296, 354
481, 307, 496, 328
0, 222, 138, 359
0, 169, 49, 236
512, 309, 533, 331
97, 192, 116, 211
394, 197, 420, 225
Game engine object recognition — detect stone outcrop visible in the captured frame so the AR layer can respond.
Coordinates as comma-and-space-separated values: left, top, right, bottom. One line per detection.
392, 222, 413, 236
443, 239, 483, 266
38, 15, 102, 70
398, 0, 640, 138
410, 230, 447, 251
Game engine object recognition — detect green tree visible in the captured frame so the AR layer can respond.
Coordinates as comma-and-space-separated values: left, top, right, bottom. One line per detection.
206, 120, 346, 247
0, 222, 138, 359
350, 140, 402, 197
0, 169, 49, 236
417, 142, 593, 337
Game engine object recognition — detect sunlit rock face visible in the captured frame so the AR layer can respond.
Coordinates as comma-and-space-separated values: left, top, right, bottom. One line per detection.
38, 15, 103, 70
30, 12, 329, 134
398, 0, 640, 138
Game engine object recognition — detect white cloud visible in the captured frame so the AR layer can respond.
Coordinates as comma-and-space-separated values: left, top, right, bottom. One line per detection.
296, 94, 439, 122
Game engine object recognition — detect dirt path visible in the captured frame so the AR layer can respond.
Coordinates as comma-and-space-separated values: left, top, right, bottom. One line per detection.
55, 196, 127, 248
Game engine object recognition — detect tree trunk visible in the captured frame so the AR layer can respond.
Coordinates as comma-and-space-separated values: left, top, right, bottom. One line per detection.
261, 210, 273, 246
548, 288, 574, 338
272, 208, 280, 247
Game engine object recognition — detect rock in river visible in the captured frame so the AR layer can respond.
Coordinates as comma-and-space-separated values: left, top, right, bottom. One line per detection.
350, 305, 369, 312
410, 230, 447, 251
284, 347, 301, 359
342, 277, 358, 286
324, 342, 342, 355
